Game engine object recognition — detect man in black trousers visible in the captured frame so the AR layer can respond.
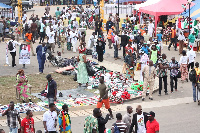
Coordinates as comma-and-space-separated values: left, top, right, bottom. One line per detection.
119, 31, 129, 58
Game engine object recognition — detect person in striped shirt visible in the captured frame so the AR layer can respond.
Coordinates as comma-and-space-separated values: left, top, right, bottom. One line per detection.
111, 113, 127, 133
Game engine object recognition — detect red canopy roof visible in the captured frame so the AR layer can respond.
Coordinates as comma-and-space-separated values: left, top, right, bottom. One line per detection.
139, 0, 193, 16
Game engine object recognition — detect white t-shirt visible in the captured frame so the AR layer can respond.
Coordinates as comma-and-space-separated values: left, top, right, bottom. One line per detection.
137, 114, 146, 133
179, 56, 188, 64
148, 23, 154, 33
114, 35, 119, 45
8, 40, 21, 52
187, 50, 196, 63
43, 111, 57, 132
53, 24, 58, 33
70, 32, 78, 43
48, 32, 55, 43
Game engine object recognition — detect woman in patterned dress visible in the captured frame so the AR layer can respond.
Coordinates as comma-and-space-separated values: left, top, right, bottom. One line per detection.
16, 69, 31, 103
77, 44, 89, 86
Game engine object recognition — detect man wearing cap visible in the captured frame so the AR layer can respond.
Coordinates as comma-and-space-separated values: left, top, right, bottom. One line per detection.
46, 74, 57, 106
129, 105, 148, 133
146, 111, 159, 133
36, 42, 47, 74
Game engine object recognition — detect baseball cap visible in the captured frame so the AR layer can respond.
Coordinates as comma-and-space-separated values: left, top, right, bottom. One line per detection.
46, 74, 52, 79
147, 111, 155, 117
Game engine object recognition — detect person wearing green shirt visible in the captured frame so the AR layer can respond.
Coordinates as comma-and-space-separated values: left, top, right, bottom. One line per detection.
150, 44, 158, 66
55, 7, 61, 18
188, 32, 196, 47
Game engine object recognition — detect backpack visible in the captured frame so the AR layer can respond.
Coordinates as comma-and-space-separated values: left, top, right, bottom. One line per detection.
25, 23, 29, 31
189, 69, 197, 83
111, 35, 115, 43
114, 123, 120, 133
84, 115, 98, 133
8, 41, 14, 51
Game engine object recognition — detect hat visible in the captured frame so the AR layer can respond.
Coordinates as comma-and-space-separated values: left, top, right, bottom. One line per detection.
147, 111, 155, 117
46, 74, 51, 79
147, 41, 150, 44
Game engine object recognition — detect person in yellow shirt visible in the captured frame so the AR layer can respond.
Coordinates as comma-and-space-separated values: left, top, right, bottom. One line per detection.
194, 62, 200, 105
76, 14, 80, 26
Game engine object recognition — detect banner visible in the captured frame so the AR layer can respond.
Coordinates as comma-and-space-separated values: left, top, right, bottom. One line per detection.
19, 44, 30, 64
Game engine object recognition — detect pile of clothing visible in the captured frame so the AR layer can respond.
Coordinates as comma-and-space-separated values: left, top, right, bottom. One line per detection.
0, 102, 46, 114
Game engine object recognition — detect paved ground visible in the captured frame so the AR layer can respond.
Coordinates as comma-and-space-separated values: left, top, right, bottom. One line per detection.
0, 5, 200, 133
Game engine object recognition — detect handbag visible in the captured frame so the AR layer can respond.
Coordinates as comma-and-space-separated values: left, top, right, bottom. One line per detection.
177, 70, 181, 78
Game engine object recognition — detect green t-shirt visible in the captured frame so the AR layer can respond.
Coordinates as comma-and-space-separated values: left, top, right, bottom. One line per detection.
188, 34, 195, 43
55, 10, 61, 18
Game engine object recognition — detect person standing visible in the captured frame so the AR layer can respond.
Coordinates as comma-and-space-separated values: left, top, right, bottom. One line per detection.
177, 31, 185, 55
2, 101, 21, 133
58, 104, 72, 133
119, 31, 129, 57
188, 31, 196, 48
179, 50, 189, 82
149, 44, 158, 66
8, 36, 21, 67
97, 76, 114, 119
157, 54, 169, 95
47, 28, 55, 53
25, 30, 35, 56
143, 29, 150, 42
111, 113, 127, 133
43, 103, 57, 133
77, 45, 89, 86
21, 110, 35, 133
142, 60, 156, 101
187, 46, 196, 71
106, 18, 113, 34
107, 26, 114, 49
39, 21, 46, 44
122, 106, 133, 132
93, 108, 110, 133
45, 74, 57, 106
169, 57, 180, 93
95, 17, 102, 36
60, 30, 66, 54
96, 35, 105, 62
146, 111, 159, 133
113, 31, 120, 60
140, 50, 149, 81
125, 50, 135, 81
30, 19, 38, 44
129, 105, 148, 133
148, 20, 154, 41
70, 27, 78, 53
36, 42, 47, 74
194, 62, 200, 104
55, 7, 61, 18
168, 26, 177, 51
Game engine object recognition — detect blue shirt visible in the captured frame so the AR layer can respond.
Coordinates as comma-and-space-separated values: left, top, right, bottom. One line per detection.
141, 46, 149, 54
40, 23, 45, 32
157, 33, 162, 42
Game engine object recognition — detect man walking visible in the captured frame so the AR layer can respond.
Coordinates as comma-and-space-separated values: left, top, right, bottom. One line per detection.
157, 54, 169, 95
168, 26, 177, 51
2, 101, 21, 133
97, 76, 114, 119
142, 60, 156, 101
146, 111, 159, 133
47, 28, 55, 53
30, 19, 38, 44
43, 103, 57, 133
169, 57, 180, 93
8, 36, 21, 67
187, 45, 196, 71
39, 20, 46, 44
129, 105, 148, 133
122, 106, 133, 132
21, 110, 35, 133
113, 31, 120, 60
36, 42, 47, 74
25, 30, 35, 56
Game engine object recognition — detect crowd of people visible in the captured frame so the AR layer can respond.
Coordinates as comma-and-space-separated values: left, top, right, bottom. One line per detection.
0, 1, 200, 132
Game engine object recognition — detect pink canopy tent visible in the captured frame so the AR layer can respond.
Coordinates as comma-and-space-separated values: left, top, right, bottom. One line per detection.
139, 0, 194, 34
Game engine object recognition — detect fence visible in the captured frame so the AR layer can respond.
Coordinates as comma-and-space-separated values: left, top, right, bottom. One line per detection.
104, 4, 135, 16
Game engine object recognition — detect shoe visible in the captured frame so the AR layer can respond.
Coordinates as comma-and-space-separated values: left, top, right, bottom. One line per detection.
165, 92, 168, 95
174, 49, 177, 51
198, 101, 200, 105
171, 91, 173, 93
117, 57, 121, 59
115, 58, 117, 60
168, 47, 170, 51
175, 89, 177, 91
142, 98, 145, 101
32, 54, 36, 56
158, 94, 161, 96
186, 79, 188, 82
149, 97, 153, 100
194, 100, 196, 102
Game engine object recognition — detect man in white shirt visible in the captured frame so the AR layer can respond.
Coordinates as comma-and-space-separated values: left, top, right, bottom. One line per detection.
8, 36, 21, 67
22, 11, 27, 23
187, 46, 196, 71
129, 105, 148, 133
148, 19, 154, 40
43, 103, 57, 133
113, 31, 120, 60
71, 28, 78, 53
47, 28, 55, 53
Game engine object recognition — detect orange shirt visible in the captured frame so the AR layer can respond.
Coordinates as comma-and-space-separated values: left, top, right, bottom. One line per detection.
25, 33, 32, 42
171, 29, 176, 38
107, 29, 113, 39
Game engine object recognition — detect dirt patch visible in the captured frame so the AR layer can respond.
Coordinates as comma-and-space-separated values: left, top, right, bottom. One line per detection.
0, 73, 77, 105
